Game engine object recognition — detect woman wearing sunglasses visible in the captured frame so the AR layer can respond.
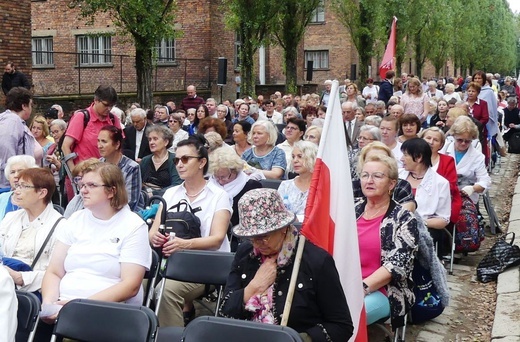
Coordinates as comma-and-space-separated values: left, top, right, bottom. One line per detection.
149, 134, 232, 328
41, 163, 151, 331
140, 125, 182, 197
442, 116, 491, 204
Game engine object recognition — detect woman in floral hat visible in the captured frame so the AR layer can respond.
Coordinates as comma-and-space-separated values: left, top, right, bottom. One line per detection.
219, 188, 353, 342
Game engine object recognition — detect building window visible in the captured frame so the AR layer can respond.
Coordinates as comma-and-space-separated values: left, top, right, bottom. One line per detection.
77, 35, 112, 66
156, 38, 176, 64
32, 37, 54, 66
234, 31, 242, 69
310, 0, 325, 23
305, 50, 329, 69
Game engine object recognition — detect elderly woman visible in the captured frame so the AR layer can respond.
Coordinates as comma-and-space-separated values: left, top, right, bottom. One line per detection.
355, 154, 418, 327
304, 125, 322, 145
399, 138, 451, 234
400, 77, 429, 123
426, 81, 444, 101
349, 125, 381, 182
217, 104, 234, 144
442, 116, 491, 204
198, 117, 228, 142
0, 167, 66, 295
140, 125, 182, 197
232, 120, 252, 157
301, 106, 318, 128
219, 188, 354, 341
398, 113, 421, 143
41, 163, 151, 322
0, 155, 37, 221
149, 135, 232, 327
63, 158, 102, 218
443, 83, 461, 102
242, 121, 287, 179
168, 112, 189, 151
98, 125, 144, 212
278, 141, 317, 221
276, 118, 306, 167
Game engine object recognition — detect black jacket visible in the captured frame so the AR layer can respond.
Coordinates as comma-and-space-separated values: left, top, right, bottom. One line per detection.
123, 124, 152, 161
219, 238, 353, 342
2, 71, 31, 95
378, 79, 394, 105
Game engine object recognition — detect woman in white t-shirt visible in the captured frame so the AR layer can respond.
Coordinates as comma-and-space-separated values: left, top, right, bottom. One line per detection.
41, 163, 151, 323
149, 134, 232, 328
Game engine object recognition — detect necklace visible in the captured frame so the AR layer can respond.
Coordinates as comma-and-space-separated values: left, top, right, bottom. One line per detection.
152, 153, 168, 165
363, 202, 389, 220
409, 172, 425, 180
186, 182, 207, 198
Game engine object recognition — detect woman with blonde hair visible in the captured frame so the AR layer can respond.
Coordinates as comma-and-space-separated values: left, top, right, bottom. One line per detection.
30, 115, 55, 167
304, 125, 322, 145
400, 77, 429, 123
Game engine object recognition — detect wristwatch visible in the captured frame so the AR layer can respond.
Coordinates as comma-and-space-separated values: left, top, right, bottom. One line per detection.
363, 282, 371, 296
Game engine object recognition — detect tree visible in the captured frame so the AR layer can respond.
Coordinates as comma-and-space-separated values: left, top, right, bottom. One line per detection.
69, 0, 177, 109
333, 0, 386, 83
272, 0, 321, 94
221, 0, 277, 97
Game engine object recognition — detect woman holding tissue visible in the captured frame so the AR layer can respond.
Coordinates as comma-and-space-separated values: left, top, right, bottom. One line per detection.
149, 134, 231, 327
40, 163, 151, 329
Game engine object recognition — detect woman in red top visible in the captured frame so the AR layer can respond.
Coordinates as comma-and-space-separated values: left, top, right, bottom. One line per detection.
465, 81, 489, 161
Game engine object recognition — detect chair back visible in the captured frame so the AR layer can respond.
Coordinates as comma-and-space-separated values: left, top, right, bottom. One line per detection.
52, 299, 158, 342
143, 249, 160, 307
163, 250, 234, 286
15, 291, 41, 342
260, 179, 283, 190
182, 316, 303, 342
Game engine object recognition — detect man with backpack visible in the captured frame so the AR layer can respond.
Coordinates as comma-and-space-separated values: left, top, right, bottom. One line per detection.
61, 85, 122, 199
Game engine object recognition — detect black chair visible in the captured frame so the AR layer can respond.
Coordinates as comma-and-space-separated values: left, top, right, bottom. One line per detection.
15, 290, 41, 342
50, 299, 158, 342
182, 316, 303, 342
143, 249, 161, 308
155, 250, 235, 317
260, 178, 283, 190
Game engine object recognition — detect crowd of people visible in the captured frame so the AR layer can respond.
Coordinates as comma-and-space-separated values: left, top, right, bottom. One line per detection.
0, 68, 514, 340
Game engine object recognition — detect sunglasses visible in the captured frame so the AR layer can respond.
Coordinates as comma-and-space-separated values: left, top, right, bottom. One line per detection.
455, 138, 472, 144
174, 155, 202, 165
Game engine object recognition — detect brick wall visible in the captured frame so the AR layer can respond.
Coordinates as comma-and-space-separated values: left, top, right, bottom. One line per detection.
0, 0, 32, 105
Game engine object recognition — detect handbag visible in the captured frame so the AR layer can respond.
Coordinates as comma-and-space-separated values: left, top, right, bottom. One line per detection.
148, 196, 201, 240
476, 232, 520, 283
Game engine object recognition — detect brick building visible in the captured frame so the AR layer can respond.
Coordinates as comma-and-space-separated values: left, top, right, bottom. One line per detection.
0, 0, 32, 105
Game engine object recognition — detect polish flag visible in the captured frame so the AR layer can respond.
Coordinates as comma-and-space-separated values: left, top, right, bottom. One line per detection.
301, 80, 367, 341
379, 16, 398, 80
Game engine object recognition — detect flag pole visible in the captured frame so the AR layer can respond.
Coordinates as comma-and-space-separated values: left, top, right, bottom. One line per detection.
280, 234, 306, 326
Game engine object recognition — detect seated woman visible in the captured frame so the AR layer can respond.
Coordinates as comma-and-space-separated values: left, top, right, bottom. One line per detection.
63, 158, 101, 218
349, 125, 381, 183
0, 168, 66, 295
98, 125, 144, 212
232, 120, 252, 157
149, 135, 231, 327
276, 118, 306, 166
399, 138, 451, 244
0, 155, 37, 222
442, 116, 491, 204
278, 141, 317, 220
304, 125, 322, 146
216, 104, 234, 144
356, 154, 419, 328
42, 163, 151, 320
242, 121, 287, 180
140, 125, 182, 197
167, 112, 189, 151
219, 188, 354, 341
397, 113, 421, 143
198, 117, 229, 143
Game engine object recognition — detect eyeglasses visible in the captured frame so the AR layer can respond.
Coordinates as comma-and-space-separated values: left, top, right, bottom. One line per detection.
100, 101, 114, 109
174, 155, 201, 165
357, 136, 375, 142
78, 182, 110, 190
455, 138, 472, 144
214, 171, 234, 182
187, 113, 195, 116
14, 183, 38, 190
359, 172, 387, 181
247, 234, 272, 244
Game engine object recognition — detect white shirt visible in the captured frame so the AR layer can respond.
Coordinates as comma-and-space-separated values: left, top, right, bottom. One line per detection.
162, 181, 232, 252
0, 267, 17, 342
362, 85, 379, 104
390, 141, 404, 169
135, 128, 145, 160
258, 111, 283, 125
57, 206, 151, 305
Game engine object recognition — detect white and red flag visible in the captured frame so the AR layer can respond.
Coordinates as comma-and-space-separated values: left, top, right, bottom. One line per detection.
301, 80, 367, 341
379, 16, 398, 80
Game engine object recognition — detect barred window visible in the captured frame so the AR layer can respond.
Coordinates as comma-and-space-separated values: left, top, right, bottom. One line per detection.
32, 37, 54, 66
77, 35, 112, 66
305, 50, 329, 69
156, 38, 176, 64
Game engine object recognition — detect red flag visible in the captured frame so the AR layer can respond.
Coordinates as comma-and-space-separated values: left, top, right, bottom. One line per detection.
379, 17, 398, 80
301, 80, 368, 341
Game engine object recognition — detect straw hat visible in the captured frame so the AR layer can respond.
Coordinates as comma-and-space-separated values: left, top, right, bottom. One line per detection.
233, 188, 296, 237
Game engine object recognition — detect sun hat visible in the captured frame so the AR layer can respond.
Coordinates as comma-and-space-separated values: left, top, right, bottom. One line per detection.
233, 188, 296, 237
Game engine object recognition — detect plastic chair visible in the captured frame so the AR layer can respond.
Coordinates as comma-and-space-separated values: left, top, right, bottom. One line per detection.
50, 299, 158, 342
260, 179, 283, 190
15, 291, 41, 342
143, 249, 160, 307
182, 316, 303, 342
155, 250, 235, 317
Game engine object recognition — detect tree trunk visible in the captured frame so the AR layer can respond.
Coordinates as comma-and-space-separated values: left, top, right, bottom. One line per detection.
135, 44, 153, 109
284, 44, 298, 94
240, 25, 257, 97
414, 34, 422, 79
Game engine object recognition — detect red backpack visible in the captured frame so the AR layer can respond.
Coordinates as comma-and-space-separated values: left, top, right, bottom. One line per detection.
454, 193, 484, 252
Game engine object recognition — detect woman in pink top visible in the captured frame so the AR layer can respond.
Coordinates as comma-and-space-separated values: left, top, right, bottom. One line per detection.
355, 154, 419, 329
400, 77, 429, 124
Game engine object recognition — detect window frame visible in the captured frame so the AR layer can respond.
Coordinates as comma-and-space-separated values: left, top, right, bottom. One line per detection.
310, 0, 325, 24
155, 38, 177, 65
31, 36, 54, 67
76, 35, 113, 67
304, 50, 329, 70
